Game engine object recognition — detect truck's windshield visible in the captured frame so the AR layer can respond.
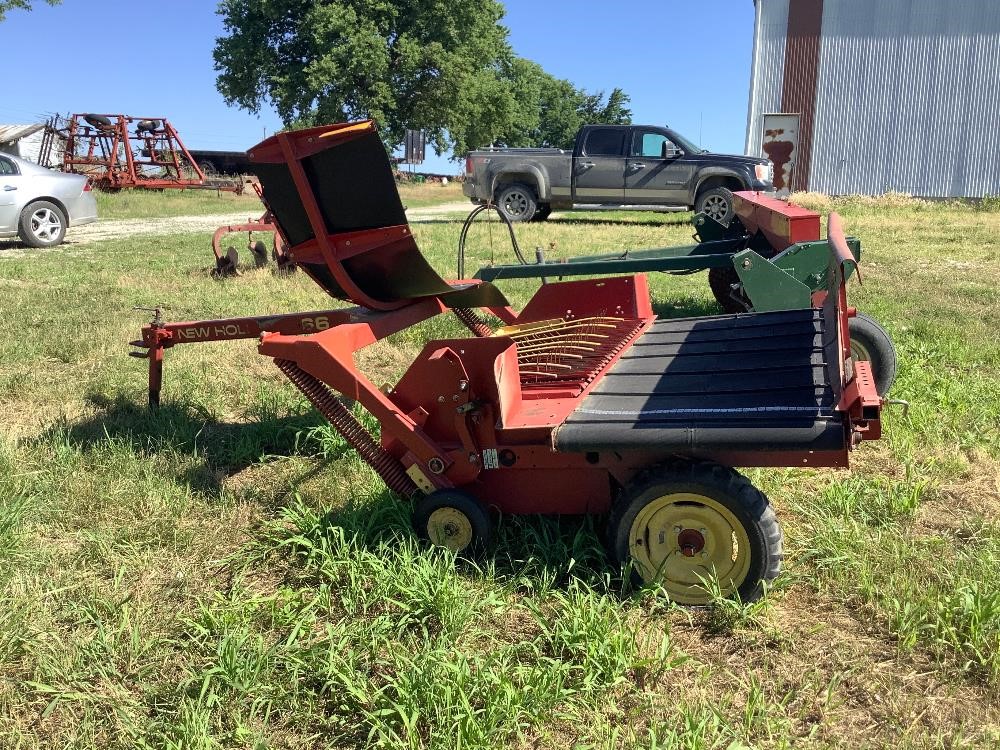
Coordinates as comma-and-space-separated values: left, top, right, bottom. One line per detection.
665, 128, 707, 154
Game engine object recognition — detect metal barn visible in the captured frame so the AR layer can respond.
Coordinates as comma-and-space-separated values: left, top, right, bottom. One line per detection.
745, 0, 1000, 198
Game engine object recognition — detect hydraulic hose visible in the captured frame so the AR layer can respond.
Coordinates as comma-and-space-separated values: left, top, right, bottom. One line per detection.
275, 359, 418, 497
457, 203, 528, 278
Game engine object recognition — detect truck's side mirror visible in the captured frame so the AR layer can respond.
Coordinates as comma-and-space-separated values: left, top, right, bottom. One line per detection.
661, 142, 682, 159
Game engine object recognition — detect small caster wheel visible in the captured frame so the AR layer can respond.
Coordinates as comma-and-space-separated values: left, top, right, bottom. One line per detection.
848, 312, 897, 395
413, 490, 491, 555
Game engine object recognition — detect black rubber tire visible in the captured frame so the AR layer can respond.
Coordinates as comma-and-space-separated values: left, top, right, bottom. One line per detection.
83, 114, 112, 128
495, 183, 538, 223
17, 200, 67, 248
695, 186, 735, 225
413, 489, 492, 555
848, 312, 897, 395
530, 204, 552, 222
708, 266, 752, 313
607, 461, 782, 603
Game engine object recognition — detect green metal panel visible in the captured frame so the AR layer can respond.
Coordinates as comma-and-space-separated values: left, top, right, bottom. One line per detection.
733, 250, 812, 311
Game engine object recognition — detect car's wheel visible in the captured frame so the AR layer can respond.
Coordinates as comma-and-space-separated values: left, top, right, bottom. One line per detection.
695, 186, 735, 225
530, 203, 552, 222
413, 489, 492, 555
848, 312, 897, 395
607, 461, 781, 604
495, 183, 538, 223
18, 200, 67, 248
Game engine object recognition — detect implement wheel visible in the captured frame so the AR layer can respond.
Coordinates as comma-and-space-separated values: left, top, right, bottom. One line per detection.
708, 267, 751, 313
848, 312, 897, 395
414, 490, 491, 555
608, 462, 781, 604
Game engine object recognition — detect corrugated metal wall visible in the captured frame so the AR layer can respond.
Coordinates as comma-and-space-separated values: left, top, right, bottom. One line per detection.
747, 0, 1000, 197
745, 0, 790, 157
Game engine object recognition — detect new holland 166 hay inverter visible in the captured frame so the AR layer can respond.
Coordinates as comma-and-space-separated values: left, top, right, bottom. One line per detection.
132, 121, 886, 604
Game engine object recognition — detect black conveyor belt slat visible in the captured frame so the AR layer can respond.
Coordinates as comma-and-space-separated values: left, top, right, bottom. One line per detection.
553, 308, 846, 453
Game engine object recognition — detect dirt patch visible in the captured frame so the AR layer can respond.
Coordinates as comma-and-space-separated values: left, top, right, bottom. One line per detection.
0, 203, 474, 257
662, 586, 1000, 746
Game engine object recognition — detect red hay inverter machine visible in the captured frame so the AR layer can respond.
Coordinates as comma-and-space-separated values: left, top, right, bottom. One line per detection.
131, 121, 885, 604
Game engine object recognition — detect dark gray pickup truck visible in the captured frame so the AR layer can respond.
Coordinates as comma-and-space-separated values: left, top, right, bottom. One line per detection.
463, 124, 774, 223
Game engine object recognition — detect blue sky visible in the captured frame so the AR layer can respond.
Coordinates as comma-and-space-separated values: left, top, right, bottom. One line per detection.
2, 0, 755, 173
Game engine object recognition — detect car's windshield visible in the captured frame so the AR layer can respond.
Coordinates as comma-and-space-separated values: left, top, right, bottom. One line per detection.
665, 128, 707, 154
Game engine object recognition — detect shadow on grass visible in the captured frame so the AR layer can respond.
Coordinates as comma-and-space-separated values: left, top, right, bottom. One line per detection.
544, 213, 692, 227
49, 393, 327, 496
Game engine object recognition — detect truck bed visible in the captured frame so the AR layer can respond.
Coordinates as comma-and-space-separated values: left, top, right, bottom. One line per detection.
552, 307, 845, 453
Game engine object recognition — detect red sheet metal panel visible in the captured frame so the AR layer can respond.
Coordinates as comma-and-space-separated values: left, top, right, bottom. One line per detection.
247, 120, 507, 312
781, 0, 823, 192
733, 190, 821, 249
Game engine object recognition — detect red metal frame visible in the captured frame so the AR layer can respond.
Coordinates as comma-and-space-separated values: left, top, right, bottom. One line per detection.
59, 114, 243, 192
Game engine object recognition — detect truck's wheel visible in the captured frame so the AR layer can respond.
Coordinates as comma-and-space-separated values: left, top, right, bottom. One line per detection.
530, 204, 552, 222
695, 187, 735, 225
496, 183, 538, 223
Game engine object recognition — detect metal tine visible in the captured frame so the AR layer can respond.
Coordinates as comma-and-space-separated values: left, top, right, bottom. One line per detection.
505, 316, 622, 340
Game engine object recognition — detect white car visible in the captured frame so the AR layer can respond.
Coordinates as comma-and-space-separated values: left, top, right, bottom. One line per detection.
0, 153, 98, 247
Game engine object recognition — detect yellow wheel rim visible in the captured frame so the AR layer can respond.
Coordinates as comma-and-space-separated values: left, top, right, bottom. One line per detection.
628, 493, 752, 605
426, 507, 474, 552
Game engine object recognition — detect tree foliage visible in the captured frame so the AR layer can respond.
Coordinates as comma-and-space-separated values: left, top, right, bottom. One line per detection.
0, 0, 60, 22
477, 57, 631, 152
214, 0, 630, 156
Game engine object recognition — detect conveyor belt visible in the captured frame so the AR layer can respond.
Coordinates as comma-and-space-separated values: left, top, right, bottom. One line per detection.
552, 308, 846, 452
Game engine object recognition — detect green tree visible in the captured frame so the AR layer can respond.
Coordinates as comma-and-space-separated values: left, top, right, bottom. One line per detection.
214, 1, 631, 157
0, 0, 60, 22
215, 0, 517, 155
485, 59, 632, 150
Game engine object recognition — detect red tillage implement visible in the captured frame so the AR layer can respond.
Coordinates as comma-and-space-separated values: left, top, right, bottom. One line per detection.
209, 182, 292, 277
59, 114, 243, 192
131, 121, 884, 603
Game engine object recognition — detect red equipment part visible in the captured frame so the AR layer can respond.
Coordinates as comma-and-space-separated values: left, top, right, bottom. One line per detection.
58, 114, 244, 193
130, 121, 886, 603
210, 183, 292, 277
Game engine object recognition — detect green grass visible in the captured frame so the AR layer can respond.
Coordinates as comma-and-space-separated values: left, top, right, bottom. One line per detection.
1, 190, 999, 748
93, 187, 264, 219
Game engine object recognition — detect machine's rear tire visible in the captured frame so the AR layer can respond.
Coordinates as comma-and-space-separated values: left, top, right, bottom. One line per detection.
708, 267, 751, 313
414, 490, 492, 555
848, 312, 897, 395
608, 462, 782, 604
495, 183, 538, 223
